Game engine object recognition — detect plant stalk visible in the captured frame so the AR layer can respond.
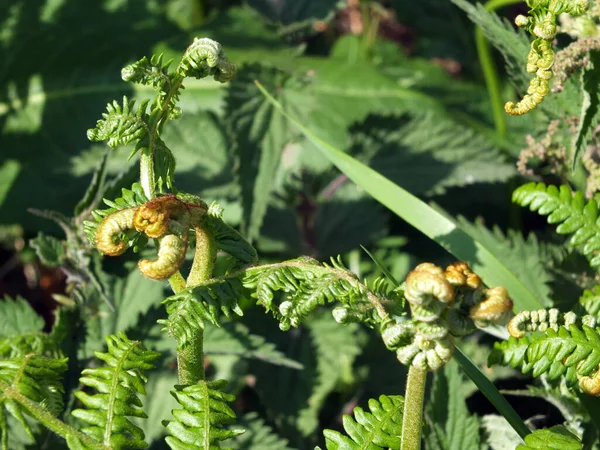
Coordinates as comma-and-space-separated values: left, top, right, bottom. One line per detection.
401, 365, 427, 450
139, 149, 156, 199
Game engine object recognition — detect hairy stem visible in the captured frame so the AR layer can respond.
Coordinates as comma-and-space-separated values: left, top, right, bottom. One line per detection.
401, 365, 427, 450
139, 149, 155, 199
0, 383, 102, 450
176, 225, 216, 385
475, 0, 522, 137
169, 272, 187, 294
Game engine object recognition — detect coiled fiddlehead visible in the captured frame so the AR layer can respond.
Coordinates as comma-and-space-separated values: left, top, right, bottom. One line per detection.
505, 0, 589, 115
381, 262, 513, 371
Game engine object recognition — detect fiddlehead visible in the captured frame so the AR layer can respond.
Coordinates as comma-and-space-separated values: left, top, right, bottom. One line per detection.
505, 0, 589, 115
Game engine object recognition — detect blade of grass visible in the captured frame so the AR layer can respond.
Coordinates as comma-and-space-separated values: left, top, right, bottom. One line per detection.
454, 346, 530, 440
254, 80, 543, 312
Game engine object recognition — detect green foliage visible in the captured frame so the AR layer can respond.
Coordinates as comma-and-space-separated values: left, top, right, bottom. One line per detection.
489, 323, 600, 386
574, 51, 600, 168
232, 412, 291, 450
513, 182, 600, 269
0, 296, 51, 359
71, 332, 160, 449
320, 394, 403, 449
163, 379, 244, 449
516, 425, 582, 450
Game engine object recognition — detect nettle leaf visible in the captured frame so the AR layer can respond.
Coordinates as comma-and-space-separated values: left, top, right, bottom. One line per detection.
573, 50, 600, 169
516, 426, 581, 450
427, 359, 480, 450
30, 233, 66, 267
0, 160, 19, 210
226, 64, 295, 242
233, 412, 292, 450
456, 217, 552, 306
0, 297, 44, 340
349, 114, 515, 196
203, 321, 303, 369
481, 415, 524, 450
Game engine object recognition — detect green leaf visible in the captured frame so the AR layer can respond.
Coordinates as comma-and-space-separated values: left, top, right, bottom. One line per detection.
481, 415, 524, 450
322, 395, 404, 450
573, 50, 600, 169
226, 64, 293, 242
232, 412, 292, 450
74, 148, 109, 216
29, 233, 66, 268
0, 160, 19, 210
349, 114, 515, 195
427, 359, 480, 450
0, 297, 44, 339
516, 426, 582, 450
204, 321, 303, 369
256, 81, 544, 312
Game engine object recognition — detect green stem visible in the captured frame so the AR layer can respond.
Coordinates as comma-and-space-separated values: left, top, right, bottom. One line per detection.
401, 365, 427, 450
175, 224, 216, 386
1, 384, 103, 450
139, 149, 155, 199
169, 272, 187, 294
476, 0, 523, 137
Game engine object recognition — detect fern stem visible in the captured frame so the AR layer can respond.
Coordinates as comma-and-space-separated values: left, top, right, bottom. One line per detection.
140, 149, 155, 199
169, 272, 187, 293
186, 225, 217, 287
476, 0, 522, 137
1, 383, 103, 450
401, 365, 427, 450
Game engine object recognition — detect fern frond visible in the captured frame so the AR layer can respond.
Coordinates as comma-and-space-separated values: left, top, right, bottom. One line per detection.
71, 332, 160, 450
163, 379, 244, 450
206, 210, 258, 270
177, 38, 236, 82
578, 286, 600, 320
490, 324, 600, 387
0, 354, 68, 447
87, 96, 150, 148
513, 182, 600, 268
121, 54, 173, 90
159, 279, 246, 349
320, 395, 403, 450
83, 183, 148, 248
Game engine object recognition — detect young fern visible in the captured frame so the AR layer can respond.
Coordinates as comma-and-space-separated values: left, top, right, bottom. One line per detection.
513, 182, 600, 268
163, 379, 243, 450
318, 395, 404, 450
71, 332, 161, 449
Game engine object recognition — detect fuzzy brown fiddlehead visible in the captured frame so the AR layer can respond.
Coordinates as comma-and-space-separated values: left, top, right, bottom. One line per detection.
94, 208, 136, 256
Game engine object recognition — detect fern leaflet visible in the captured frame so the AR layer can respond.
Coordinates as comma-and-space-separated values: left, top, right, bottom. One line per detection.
319, 395, 403, 450
87, 97, 150, 148
513, 182, 600, 268
163, 379, 244, 449
71, 332, 160, 450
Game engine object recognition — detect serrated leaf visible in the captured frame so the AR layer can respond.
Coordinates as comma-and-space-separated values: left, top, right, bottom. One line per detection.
256, 81, 544, 312
226, 64, 293, 242
349, 114, 515, 195
74, 148, 109, 216
29, 233, 66, 268
573, 50, 600, 169
516, 426, 581, 450
481, 415, 524, 450
204, 321, 303, 369
232, 412, 293, 450
427, 359, 480, 450
0, 296, 44, 339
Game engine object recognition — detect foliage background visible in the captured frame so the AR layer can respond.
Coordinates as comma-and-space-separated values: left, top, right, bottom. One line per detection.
0, 0, 588, 448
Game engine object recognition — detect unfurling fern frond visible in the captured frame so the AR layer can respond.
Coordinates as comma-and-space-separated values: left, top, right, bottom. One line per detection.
0, 354, 68, 448
177, 38, 236, 82
319, 395, 403, 450
163, 379, 244, 450
121, 54, 173, 90
159, 279, 246, 349
71, 332, 160, 450
513, 182, 600, 268
86, 97, 150, 148
83, 183, 148, 249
